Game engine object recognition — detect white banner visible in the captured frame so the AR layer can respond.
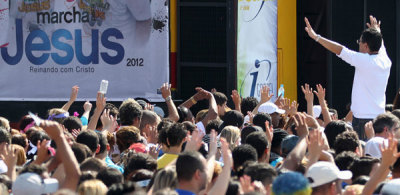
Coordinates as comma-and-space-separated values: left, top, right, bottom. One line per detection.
0, 0, 169, 101
237, 0, 277, 100
0, 0, 9, 48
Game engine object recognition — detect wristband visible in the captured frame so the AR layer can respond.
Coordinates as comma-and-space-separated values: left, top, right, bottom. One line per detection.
315, 34, 321, 42
165, 96, 171, 101
190, 97, 197, 104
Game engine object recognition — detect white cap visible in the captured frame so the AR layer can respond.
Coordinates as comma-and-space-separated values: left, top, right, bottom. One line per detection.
306, 161, 352, 188
313, 105, 322, 118
258, 102, 285, 114
12, 173, 59, 195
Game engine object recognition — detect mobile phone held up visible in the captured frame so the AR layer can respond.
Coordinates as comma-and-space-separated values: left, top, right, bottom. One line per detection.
100, 80, 108, 95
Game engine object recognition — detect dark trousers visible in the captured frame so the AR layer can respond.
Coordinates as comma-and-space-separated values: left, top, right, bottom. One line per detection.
352, 117, 373, 141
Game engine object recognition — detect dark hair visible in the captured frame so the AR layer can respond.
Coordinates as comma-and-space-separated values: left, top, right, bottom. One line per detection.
119, 99, 142, 126
129, 169, 154, 183
205, 119, 222, 135
76, 130, 99, 153
361, 28, 382, 52
352, 175, 369, 185
182, 121, 196, 134
244, 162, 277, 186
226, 180, 241, 195
176, 151, 205, 181
62, 116, 82, 133
245, 132, 269, 159
18, 115, 34, 131
107, 181, 144, 195
71, 143, 92, 163
80, 157, 106, 172
124, 153, 157, 179
12, 134, 26, 149
349, 156, 380, 181
232, 144, 258, 171
373, 113, 400, 134
157, 121, 173, 146
335, 151, 359, 171
165, 123, 187, 148
116, 126, 140, 152
212, 92, 228, 106
253, 113, 272, 132
270, 129, 288, 154
97, 167, 124, 187
241, 125, 263, 144
386, 104, 394, 112
27, 130, 50, 160
241, 97, 259, 116
177, 106, 193, 123
324, 121, 352, 148
0, 128, 11, 144
97, 132, 108, 154
96, 103, 119, 129
220, 110, 244, 129
334, 131, 359, 155
392, 109, 400, 120
78, 171, 96, 186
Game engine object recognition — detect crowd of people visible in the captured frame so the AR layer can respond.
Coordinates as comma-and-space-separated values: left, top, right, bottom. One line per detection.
0, 15, 399, 195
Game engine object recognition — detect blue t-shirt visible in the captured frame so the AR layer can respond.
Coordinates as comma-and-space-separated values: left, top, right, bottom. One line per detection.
176, 189, 195, 195
105, 156, 124, 173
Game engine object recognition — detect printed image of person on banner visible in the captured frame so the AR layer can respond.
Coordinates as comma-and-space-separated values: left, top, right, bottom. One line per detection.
0, 0, 9, 48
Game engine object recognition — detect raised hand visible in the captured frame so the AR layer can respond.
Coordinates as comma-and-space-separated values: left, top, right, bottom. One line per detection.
293, 113, 309, 138
364, 121, 375, 140
70, 85, 79, 102
35, 139, 51, 164
380, 133, 400, 167
160, 82, 172, 99
96, 91, 106, 111
260, 85, 273, 104
184, 130, 204, 152
83, 101, 92, 112
366, 15, 381, 33
101, 109, 117, 133
208, 129, 218, 158
301, 84, 314, 103
231, 90, 241, 109
193, 87, 209, 101
304, 17, 318, 40
313, 84, 326, 102
148, 144, 160, 160
307, 129, 325, 159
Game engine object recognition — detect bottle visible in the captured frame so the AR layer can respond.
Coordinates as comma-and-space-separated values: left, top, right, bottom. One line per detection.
278, 84, 284, 98
99, 80, 109, 94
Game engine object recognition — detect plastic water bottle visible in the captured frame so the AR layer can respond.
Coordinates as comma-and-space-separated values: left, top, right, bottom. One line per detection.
278, 84, 284, 98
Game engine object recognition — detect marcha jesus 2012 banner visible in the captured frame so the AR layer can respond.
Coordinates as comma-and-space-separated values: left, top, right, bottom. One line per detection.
0, 0, 169, 101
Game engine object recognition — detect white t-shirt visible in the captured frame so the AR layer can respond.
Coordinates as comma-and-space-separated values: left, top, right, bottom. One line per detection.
365, 136, 388, 158
337, 44, 391, 119
196, 121, 206, 135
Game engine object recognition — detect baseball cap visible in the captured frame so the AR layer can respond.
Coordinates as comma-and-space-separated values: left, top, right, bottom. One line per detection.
313, 105, 322, 118
12, 173, 59, 195
306, 161, 352, 188
381, 179, 400, 195
258, 102, 285, 114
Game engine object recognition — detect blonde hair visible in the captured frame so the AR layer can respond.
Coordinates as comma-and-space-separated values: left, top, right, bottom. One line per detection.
0, 117, 10, 130
152, 166, 178, 192
77, 179, 108, 195
220, 126, 241, 150
48, 108, 68, 124
13, 144, 26, 166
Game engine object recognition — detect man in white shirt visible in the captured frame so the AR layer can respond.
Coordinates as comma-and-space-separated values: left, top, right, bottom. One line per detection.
304, 15, 391, 140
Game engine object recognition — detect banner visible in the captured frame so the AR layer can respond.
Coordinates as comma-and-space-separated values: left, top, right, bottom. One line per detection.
237, 0, 277, 100
0, 0, 169, 101
0, 0, 9, 48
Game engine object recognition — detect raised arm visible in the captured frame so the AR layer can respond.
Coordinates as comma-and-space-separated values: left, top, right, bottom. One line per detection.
161, 83, 179, 122
81, 101, 92, 125
252, 86, 273, 115
314, 84, 332, 126
231, 90, 241, 112
305, 17, 343, 55
282, 113, 309, 171
179, 87, 208, 109
201, 92, 218, 126
61, 85, 79, 112
41, 121, 81, 191
301, 84, 314, 117
87, 92, 106, 131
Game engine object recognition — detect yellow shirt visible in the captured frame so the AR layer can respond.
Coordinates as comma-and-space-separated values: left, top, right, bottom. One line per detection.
157, 153, 178, 169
